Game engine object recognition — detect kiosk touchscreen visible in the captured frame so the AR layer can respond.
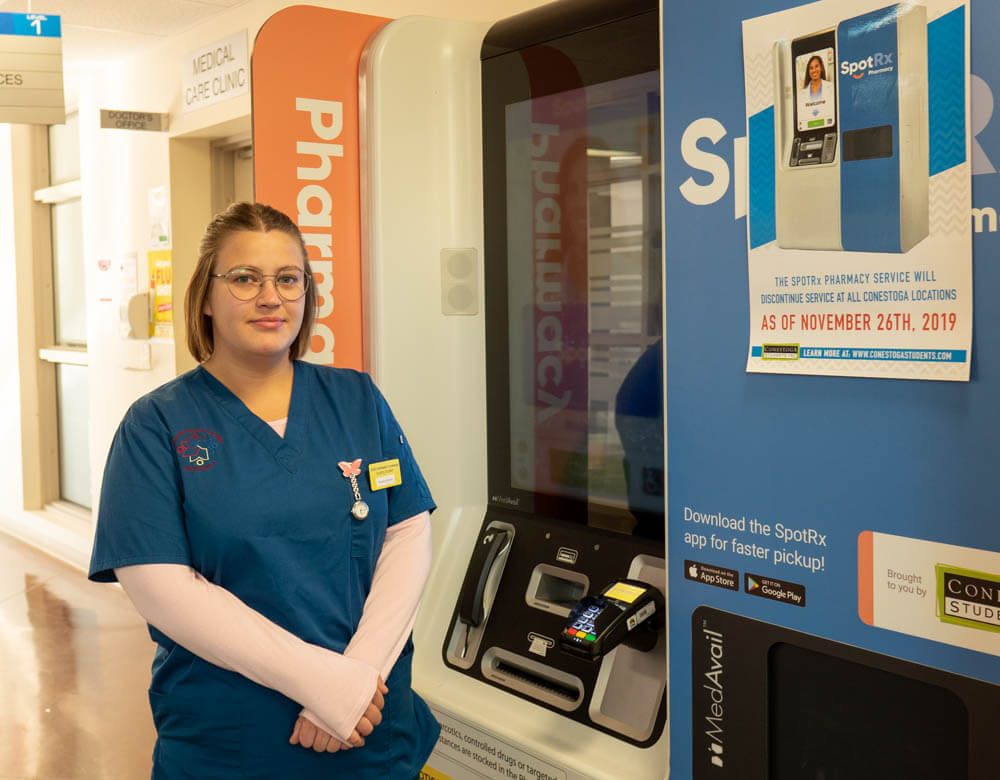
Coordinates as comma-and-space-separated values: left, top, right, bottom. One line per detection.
774, 27, 843, 251
789, 31, 837, 167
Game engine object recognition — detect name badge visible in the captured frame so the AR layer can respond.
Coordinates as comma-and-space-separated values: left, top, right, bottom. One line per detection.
368, 458, 402, 490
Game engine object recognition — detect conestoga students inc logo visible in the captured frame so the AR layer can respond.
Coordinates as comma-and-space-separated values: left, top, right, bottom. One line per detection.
936, 564, 1000, 634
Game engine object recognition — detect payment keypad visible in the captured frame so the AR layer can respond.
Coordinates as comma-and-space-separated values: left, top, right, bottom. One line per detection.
565, 598, 613, 644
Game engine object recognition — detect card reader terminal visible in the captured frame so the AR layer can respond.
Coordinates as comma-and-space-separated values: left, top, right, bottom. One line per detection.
559, 579, 664, 659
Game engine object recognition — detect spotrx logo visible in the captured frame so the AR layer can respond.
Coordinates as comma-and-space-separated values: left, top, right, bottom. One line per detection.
840, 52, 894, 79
936, 564, 1000, 634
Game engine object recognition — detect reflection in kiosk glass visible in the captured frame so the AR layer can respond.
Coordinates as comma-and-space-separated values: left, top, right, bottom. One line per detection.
503, 69, 663, 539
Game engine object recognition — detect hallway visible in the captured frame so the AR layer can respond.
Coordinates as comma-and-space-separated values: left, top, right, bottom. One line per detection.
0, 532, 155, 779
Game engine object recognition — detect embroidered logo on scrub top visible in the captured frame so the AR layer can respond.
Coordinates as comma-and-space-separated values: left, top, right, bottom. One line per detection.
174, 429, 223, 471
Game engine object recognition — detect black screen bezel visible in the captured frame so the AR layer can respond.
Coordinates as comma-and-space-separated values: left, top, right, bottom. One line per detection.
791, 29, 838, 142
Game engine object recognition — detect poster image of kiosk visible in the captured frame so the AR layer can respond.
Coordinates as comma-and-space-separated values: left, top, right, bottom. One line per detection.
774, 3, 928, 252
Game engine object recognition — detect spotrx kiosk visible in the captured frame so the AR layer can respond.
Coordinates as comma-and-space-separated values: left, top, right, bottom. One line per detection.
361, 1, 667, 778
774, 3, 929, 252
441, 0, 666, 752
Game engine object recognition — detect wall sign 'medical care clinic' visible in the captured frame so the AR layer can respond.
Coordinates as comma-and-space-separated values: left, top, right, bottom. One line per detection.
182, 29, 249, 113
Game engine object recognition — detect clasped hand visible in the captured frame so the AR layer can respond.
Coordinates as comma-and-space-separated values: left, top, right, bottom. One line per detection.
289, 676, 388, 753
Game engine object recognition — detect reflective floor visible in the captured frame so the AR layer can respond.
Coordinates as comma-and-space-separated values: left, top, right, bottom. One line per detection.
0, 532, 155, 779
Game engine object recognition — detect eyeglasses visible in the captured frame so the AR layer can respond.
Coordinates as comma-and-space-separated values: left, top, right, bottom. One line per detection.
210, 266, 311, 301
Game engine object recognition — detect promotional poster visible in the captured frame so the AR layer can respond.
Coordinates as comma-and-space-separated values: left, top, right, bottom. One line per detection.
743, 0, 972, 380
664, 0, 1000, 777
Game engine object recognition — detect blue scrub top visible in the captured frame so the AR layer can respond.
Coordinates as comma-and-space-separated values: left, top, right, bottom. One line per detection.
89, 361, 439, 778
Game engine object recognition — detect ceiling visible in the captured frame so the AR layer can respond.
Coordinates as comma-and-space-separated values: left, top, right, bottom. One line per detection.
0, 0, 251, 64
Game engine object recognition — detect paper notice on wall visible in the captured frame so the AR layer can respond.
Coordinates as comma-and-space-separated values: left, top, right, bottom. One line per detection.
96, 258, 113, 303
118, 252, 138, 339
148, 185, 170, 248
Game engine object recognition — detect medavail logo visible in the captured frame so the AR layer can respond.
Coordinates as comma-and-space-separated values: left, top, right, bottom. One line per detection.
936, 564, 1000, 634
840, 52, 894, 80
700, 625, 726, 768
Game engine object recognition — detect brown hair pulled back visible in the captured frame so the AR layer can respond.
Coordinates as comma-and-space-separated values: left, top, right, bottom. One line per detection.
184, 202, 316, 363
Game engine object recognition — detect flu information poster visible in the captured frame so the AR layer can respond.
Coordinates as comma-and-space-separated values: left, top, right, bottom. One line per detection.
148, 249, 172, 338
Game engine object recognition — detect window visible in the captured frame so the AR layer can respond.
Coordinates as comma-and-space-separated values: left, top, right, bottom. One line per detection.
34, 111, 91, 510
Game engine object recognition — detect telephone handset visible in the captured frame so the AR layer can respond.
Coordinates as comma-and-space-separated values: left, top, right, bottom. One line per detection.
456, 525, 513, 657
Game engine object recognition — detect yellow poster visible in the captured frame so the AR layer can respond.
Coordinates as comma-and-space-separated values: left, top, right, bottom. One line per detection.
148, 250, 173, 338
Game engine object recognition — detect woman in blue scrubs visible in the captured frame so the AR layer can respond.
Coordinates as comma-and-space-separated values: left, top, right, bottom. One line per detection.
89, 202, 439, 778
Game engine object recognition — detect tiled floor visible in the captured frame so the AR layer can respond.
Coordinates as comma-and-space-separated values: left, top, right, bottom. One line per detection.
0, 532, 156, 779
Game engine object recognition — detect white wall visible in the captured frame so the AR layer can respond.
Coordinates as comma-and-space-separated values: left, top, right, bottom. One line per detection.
80, 62, 178, 515
0, 0, 549, 565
